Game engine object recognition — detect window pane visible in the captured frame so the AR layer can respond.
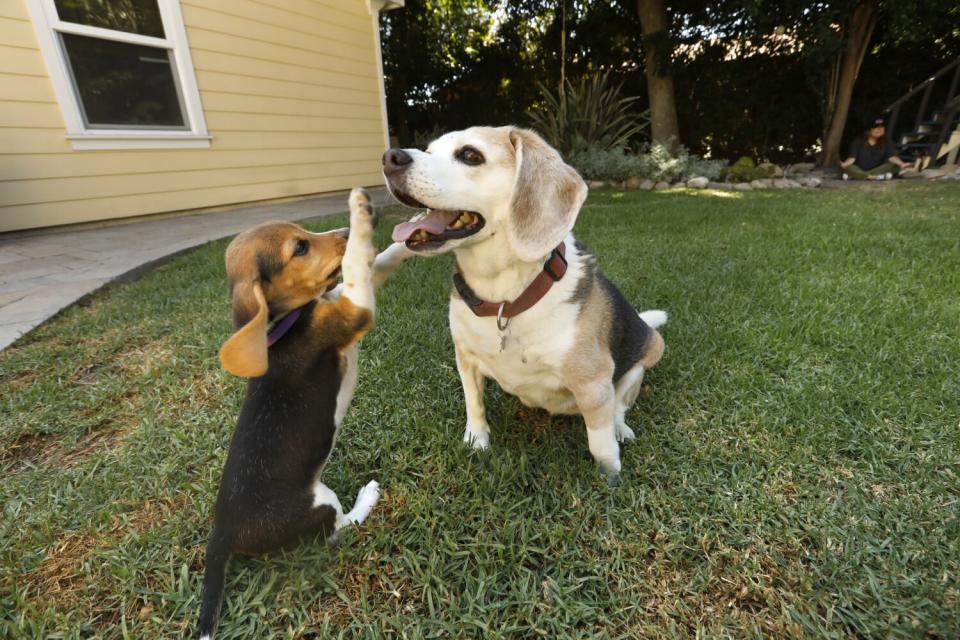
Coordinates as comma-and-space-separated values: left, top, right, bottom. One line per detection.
62, 33, 186, 128
55, 0, 165, 38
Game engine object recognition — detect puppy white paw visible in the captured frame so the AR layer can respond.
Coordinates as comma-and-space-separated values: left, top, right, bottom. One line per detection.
348, 187, 378, 236
463, 425, 490, 450
345, 480, 380, 525
615, 422, 636, 443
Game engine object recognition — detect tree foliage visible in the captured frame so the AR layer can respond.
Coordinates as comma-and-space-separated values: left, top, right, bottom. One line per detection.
380, 1, 960, 161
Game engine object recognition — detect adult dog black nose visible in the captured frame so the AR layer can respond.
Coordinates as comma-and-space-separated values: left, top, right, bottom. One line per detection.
382, 148, 413, 175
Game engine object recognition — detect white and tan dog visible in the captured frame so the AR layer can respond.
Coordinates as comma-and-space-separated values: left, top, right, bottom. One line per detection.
382, 126, 666, 480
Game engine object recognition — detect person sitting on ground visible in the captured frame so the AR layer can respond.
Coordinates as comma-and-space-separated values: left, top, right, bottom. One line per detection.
840, 116, 913, 181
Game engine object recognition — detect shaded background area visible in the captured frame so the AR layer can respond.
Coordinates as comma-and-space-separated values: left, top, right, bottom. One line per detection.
380, 0, 959, 163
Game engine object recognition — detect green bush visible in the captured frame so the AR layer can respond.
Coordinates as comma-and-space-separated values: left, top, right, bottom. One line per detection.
681, 154, 727, 182
569, 143, 728, 184
723, 156, 775, 183
636, 143, 686, 183
529, 70, 649, 154
568, 145, 645, 182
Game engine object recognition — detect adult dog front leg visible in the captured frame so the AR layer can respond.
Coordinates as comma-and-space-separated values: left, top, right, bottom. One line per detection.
455, 342, 491, 449
573, 380, 621, 480
371, 242, 415, 290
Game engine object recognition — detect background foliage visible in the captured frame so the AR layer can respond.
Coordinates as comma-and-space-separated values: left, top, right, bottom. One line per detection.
380, 1, 960, 162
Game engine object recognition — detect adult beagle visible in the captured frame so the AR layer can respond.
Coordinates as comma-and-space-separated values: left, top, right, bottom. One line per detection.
197, 189, 410, 639
382, 127, 667, 481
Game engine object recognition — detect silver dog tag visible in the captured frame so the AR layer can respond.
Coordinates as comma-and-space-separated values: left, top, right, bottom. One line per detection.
496, 303, 510, 352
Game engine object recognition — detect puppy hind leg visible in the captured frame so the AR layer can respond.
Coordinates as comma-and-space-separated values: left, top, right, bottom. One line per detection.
312, 479, 381, 539
341, 480, 381, 528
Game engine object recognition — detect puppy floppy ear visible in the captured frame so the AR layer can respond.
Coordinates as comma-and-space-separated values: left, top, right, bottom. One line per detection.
219, 279, 269, 377
506, 127, 588, 262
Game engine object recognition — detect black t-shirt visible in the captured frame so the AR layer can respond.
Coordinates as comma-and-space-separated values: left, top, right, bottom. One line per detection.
847, 136, 895, 170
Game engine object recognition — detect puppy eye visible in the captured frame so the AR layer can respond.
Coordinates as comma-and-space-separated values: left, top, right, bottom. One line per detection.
293, 239, 309, 257
456, 146, 485, 166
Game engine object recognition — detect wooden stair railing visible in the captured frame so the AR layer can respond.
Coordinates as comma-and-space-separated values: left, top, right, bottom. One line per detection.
884, 56, 960, 166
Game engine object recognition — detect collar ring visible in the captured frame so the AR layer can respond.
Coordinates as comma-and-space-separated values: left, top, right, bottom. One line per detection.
496, 302, 510, 331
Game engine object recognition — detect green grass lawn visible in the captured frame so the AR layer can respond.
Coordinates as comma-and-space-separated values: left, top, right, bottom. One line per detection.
2, 183, 959, 638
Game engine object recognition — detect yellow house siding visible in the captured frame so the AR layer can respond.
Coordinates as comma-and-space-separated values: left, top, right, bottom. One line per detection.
0, 0, 389, 232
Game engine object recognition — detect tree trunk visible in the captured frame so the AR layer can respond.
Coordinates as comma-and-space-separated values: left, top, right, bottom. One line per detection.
637, 0, 680, 152
819, 0, 879, 167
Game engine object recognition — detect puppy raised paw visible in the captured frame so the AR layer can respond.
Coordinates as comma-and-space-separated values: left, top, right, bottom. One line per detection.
348, 187, 378, 238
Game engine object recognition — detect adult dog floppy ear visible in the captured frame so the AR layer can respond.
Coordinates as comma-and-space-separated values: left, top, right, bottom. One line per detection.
506, 127, 588, 262
219, 279, 269, 377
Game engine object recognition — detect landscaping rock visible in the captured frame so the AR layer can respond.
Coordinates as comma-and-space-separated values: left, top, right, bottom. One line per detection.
733, 182, 753, 191
759, 162, 784, 178
624, 176, 643, 189
790, 162, 816, 173
587, 180, 606, 189
800, 177, 822, 188
707, 181, 733, 190
639, 179, 655, 191
653, 181, 671, 190
686, 176, 709, 188
784, 179, 803, 188
921, 168, 948, 180
750, 179, 772, 189
900, 169, 923, 179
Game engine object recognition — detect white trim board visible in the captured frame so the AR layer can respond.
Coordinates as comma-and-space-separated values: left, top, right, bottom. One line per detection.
24, 0, 210, 151
367, 0, 404, 150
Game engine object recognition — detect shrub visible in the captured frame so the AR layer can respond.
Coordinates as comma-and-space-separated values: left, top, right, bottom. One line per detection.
681, 155, 727, 182
569, 142, 728, 184
568, 145, 645, 182
723, 156, 774, 183
636, 143, 687, 183
528, 70, 649, 154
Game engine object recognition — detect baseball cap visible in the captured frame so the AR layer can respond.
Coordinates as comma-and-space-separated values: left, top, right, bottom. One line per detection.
872, 116, 887, 127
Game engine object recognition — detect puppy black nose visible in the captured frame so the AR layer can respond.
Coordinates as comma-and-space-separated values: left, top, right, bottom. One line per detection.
382, 148, 413, 175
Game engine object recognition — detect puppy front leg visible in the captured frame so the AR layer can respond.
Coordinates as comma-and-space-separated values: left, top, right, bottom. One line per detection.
455, 342, 491, 449
341, 188, 378, 312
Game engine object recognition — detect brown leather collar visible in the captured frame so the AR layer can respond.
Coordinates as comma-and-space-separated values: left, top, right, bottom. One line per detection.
453, 242, 567, 324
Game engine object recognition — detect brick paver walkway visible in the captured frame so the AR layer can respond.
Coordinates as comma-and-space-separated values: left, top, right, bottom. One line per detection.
0, 188, 393, 350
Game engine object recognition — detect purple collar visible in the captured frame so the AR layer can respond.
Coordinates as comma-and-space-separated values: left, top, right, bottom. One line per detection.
267, 307, 303, 347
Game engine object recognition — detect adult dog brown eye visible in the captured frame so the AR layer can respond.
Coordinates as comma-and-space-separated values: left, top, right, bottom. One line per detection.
456, 146, 485, 166
293, 239, 309, 257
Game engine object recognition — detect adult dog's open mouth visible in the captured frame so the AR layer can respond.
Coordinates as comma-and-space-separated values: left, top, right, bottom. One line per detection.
391, 203, 485, 251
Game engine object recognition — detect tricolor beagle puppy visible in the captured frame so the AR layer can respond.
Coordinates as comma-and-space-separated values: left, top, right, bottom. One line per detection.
197, 189, 410, 639
383, 127, 667, 482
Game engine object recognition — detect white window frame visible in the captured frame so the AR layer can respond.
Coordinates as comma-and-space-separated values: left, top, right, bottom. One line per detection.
25, 0, 210, 150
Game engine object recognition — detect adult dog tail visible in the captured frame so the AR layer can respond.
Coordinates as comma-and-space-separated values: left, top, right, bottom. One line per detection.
197, 528, 231, 640
639, 309, 668, 329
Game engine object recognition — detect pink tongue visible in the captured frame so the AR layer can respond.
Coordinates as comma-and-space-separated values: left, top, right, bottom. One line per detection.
392, 209, 459, 242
